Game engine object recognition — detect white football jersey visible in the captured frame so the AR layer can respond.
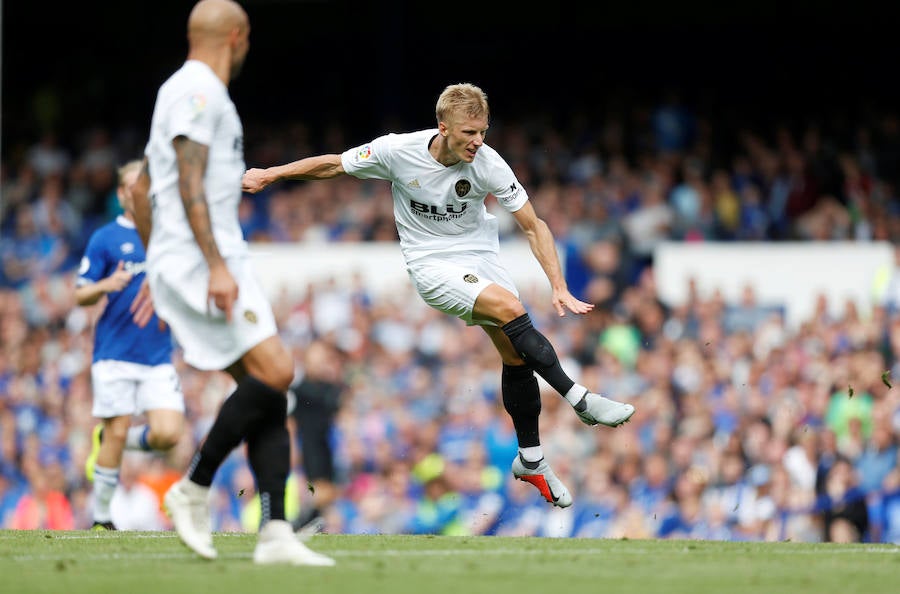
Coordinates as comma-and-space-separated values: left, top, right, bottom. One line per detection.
340, 129, 529, 263
143, 60, 247, 269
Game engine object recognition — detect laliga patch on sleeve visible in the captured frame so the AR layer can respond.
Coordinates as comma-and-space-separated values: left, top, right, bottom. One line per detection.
189, 94, 207, 119
79, 256, 90, 275
356, 145, 372, 161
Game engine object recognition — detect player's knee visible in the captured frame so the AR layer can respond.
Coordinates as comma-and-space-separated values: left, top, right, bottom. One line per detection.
495, 300, 527, 325
265, 354, 295, 393
520, 330, 557, 369
102, 421, 130, 444
500, 352, 526, 366
149, 422, 183, 451
151, 431, 180, 451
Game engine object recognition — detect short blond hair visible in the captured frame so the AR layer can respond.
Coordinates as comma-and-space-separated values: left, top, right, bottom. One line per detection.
117, 159, 143, 187
435, 83, 489, 125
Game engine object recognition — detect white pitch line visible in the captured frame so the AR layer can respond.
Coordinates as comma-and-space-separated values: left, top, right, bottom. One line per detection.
7, 545, 900, 563
0, 532, 246, 541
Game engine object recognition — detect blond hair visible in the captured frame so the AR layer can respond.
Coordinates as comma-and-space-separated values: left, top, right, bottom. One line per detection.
435, 83, 489, 125
117, 159, 143, 188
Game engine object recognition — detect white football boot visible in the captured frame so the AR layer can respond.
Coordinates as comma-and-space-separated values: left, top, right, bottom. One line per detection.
511, 455, 573, 508
164, 478, 217, 560
254, 520, 336, 566
575, 392, 635, 427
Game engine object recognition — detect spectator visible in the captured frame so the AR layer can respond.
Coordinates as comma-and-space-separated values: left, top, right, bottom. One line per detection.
1, 205, 68, 288
855, 420, 898, 495
9, 459, 74, 530
816, 457, 869, 542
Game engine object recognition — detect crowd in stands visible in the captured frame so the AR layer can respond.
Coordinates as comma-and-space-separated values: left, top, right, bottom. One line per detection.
2, 95, 900, 542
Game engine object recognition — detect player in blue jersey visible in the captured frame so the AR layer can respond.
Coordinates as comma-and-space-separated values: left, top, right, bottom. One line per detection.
76, 159, 185, 530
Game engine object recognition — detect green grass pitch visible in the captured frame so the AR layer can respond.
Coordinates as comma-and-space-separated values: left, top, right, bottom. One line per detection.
2, 531, 899, 594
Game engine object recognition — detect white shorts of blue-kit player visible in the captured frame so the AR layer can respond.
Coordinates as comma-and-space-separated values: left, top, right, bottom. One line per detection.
91, 360, 184, 418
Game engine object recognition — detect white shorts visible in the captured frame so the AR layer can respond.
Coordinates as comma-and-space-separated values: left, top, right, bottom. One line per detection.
91, 360, 185, 419
406, 251, 518, 326
149, 255, 277, 371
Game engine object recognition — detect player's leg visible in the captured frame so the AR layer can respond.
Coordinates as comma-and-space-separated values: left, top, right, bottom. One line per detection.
238, 337, 334, 565
178, 336, 291, 496
137, 409, 183, 450
483, 325, 572, 507
164, 350, 287, 561
90, 414, 130, 529
131, 363, 185, 452
475, 283, 635, 427
88, 361, 142, 530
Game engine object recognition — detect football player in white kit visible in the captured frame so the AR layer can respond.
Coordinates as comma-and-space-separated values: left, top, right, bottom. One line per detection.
242, 83, 636, 509
130, 0, 333, 566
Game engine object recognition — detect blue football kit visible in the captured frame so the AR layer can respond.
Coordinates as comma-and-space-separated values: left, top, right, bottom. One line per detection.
77, 216, 172, 365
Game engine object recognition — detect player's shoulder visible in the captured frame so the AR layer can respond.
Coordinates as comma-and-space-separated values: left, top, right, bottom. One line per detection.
473, 142, 509, 171
477, 141, 503, 161
386, 128, 437, 147
87, 219, 120, 242
161, 61, 225, 98
92, 217, 139, 243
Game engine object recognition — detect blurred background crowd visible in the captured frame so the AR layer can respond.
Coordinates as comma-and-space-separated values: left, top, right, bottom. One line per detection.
2, 83, 900, 542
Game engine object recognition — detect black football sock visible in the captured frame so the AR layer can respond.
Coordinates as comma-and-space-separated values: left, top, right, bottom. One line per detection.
501, 364, 542, 448
188, 375, 281, 487
501, 313, 576, 396
246, 390, 289, 525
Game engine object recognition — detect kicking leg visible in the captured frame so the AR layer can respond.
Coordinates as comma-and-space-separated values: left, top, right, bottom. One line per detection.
477, 285, 635, 427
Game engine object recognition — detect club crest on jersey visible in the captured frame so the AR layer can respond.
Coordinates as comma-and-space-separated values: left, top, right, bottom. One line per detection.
244, 310, 258, 324
455, 179, 472, 197
463, 274, 479, 284
357, 145, 372, 160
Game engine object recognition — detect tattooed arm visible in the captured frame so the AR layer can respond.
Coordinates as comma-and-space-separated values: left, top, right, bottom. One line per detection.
174, 136, 238, 321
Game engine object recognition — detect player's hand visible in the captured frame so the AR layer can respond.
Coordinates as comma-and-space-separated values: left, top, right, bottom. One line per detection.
208, 263, 239, 322
130, 277, 155, 328
242, 168, 270, 194
104, 260, 133, 293
552, 288, 594, 317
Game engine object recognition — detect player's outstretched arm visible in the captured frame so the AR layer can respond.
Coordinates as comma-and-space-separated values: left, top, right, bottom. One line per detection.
512, 201, 594, 317
242, 154, 345, 193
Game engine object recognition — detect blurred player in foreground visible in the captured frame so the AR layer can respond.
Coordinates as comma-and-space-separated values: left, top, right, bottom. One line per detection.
242, 82, 635, 508
76, 159, 185, 531
130, 0, 333, 565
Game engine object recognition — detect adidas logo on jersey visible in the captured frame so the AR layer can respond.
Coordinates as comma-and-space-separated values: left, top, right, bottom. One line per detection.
407, 179, 420, 189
